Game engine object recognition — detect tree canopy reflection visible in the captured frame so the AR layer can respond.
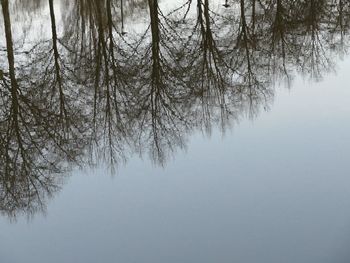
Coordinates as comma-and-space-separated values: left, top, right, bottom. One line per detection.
0, 0, 349, 218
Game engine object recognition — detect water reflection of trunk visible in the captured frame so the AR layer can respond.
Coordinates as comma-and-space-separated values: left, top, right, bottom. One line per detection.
148, 0, 171, 164
238, 0, 253, 81
300, 0, 330, 79
79, 0, 131, 167
50, 0, 132, 167
269, 0, 290, 79
149, 0, 161, 87
224, 0, 272, 117
188, 0, 229, 131
198, 0, 225, 92
337, 0, 345, 34
148, 0, 164, 118
1, 0, 23, 174
251, 0, 256, 32
120, 0, 126, 34
332, 0, 350, 49
49, 0, 67, 121
2, 0, 19, 118
132, 0, 188, 164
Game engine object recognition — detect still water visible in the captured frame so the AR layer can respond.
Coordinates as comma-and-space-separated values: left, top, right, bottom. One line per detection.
1, 0, 350, 262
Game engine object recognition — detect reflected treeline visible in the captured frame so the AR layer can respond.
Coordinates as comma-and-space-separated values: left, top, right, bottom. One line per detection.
0, 0, 349, 217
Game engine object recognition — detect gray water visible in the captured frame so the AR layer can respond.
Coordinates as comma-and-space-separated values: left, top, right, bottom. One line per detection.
1, 0, 350, 262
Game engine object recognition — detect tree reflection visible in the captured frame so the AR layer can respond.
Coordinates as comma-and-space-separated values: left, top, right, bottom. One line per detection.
0, 0, 350, 218
0, 0, 89, 219
130, 0, 192, 164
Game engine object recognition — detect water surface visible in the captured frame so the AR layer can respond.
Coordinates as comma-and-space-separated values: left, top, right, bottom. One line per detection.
1, 0, 350, 262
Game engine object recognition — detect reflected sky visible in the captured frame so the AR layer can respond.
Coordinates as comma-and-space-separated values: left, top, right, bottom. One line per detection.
1, 0, 350, 262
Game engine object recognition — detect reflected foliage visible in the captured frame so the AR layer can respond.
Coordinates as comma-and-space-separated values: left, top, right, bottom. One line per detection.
1, 0, 349, 218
